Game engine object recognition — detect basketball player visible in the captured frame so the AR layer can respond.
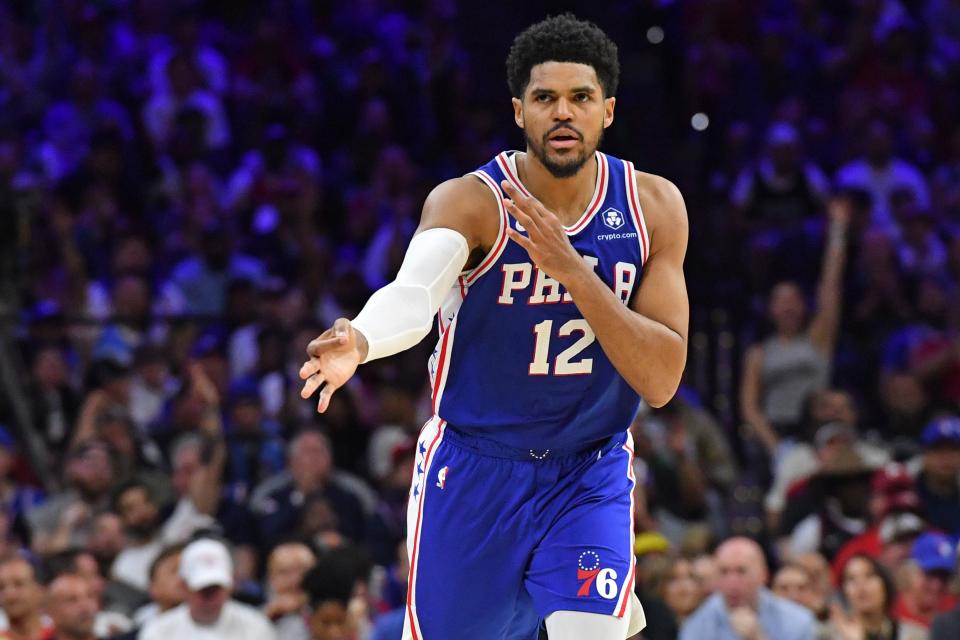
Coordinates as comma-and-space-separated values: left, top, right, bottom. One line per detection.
300, 14, 688, 640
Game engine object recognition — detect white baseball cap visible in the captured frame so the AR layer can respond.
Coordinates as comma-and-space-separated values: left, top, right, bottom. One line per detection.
180, 539, 233, 591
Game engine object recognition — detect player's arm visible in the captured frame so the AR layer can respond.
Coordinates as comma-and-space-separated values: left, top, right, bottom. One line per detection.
502, 173, 688, 407
299, 177, 498, 412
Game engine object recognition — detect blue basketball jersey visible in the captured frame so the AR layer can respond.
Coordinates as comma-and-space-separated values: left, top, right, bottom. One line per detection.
428, 150, 650, 451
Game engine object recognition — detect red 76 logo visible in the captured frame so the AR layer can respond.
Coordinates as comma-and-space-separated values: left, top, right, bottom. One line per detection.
576, 551, 619, 600
577, 567, 601, 596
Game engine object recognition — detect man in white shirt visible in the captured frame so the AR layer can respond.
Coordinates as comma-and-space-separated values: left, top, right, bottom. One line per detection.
109, 479, 214, 591
139, 538, 277, 640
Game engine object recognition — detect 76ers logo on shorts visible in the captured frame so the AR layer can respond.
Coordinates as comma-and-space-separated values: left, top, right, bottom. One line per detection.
577, 551, 619, 600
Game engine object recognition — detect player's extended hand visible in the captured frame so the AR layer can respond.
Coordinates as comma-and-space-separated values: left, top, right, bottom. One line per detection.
501, 180, 587, 285
299, 318, 361, 413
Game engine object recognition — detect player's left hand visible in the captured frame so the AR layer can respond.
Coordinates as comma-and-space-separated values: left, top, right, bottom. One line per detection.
501, 180, 587, 285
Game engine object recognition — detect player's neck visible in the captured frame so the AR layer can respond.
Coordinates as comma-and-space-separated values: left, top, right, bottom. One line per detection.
516, 151, 598, 226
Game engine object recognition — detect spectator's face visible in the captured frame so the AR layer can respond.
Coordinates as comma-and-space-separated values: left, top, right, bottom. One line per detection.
794, 552, 831, 610
0, 560, 42, 620
715, 541, 766, 609
149, 553, 187, 610
138, 359, 169, 388
69, 446, 114, 497
811, 391, 857, 427
188, 585, 229, 625
230, 400, 263, 433
268, 544, 316, 596
768, 282, 806, 333
88, 513, 125, 560
663, 559, 701, 618
32, 347, 67, 388
113, 275, 150, 321
770, 141, 799, 173
879, 537, 916, 571
47, 575, 98, 637
842, 557, 886, 616
308, 601, 353, 640
836, 477, 872, 518
104, 374, 132, 404
772, 566, 814, 611
514, 62, 613, 179
117, 486, 159, 536
691, 555, 719, 596
879, 374, 927, 415
173, 446, 201, 497
74, 553, 106, 602
290, 434, 332, 492
917, 570, 951, 610
922, 444, 960, 482
112, 237, 151, 275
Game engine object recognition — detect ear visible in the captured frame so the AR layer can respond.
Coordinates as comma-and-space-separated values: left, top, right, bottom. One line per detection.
512, 97, 524, 129
603, 97, 616, 129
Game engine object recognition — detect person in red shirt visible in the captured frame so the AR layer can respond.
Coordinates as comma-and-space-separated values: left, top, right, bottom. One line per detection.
831, 463, 923, 584
893, 532, 958, 628
0, 557, 54, 640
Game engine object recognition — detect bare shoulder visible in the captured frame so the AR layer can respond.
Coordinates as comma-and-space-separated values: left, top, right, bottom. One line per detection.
420, 175, 501, 258
633, 171, 689, 246
424, 174, 494, 211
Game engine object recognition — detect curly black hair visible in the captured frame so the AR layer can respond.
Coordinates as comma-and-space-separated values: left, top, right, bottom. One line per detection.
506, 13, 619, 99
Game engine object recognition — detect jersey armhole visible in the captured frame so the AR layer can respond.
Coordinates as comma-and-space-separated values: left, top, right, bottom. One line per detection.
623, 161, 650, 266
462, 170, 510, 285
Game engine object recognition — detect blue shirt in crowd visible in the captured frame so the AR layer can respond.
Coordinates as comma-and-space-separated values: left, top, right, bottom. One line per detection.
680, 589, 815, 640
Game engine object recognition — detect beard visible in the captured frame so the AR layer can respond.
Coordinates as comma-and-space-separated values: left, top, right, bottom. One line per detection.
525, 122, 603, 178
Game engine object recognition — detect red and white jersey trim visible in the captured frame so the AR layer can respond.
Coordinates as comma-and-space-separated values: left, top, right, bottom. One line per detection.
623, 161, 650, 266
614, 431, 637, 618
496, 151, 610, 236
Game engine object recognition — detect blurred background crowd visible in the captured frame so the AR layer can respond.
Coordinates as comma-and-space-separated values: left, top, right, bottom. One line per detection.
1, 0, 960, 639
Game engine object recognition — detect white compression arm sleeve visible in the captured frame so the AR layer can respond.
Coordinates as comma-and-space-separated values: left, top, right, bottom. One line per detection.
350, 227, 469, 363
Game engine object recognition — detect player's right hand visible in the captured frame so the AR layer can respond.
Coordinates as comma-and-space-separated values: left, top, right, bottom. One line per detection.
299, 318, 362, 413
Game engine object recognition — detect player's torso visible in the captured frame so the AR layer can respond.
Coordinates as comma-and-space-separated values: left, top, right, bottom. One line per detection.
429, 150, 650, 450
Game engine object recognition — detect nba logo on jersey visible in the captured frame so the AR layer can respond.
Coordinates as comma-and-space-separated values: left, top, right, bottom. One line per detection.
602, 208, 625, 230
436, 466, 449, 489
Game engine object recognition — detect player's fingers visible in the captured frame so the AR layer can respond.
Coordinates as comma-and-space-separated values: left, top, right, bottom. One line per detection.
503, 197, 542, 236
317, 382, 339, 413
506, 226, 534, 251
307, 334, 346, 357
299, 358, 322, 380
300, 372, 326, 399
332, 317, 352, 337
500, 181, 542, 219
501, 180, 550, 219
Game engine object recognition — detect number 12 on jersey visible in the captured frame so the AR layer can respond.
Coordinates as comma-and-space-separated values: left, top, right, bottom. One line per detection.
529, 319, 595, 376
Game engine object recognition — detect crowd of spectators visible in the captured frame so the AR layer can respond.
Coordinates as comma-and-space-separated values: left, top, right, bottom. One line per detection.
1, 1, 960, 639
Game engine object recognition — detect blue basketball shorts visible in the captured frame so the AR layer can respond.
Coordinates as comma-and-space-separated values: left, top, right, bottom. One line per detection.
402, 416, 637, 640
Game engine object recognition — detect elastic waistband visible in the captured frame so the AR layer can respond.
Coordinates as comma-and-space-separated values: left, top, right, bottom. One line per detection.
441, 425, 628, 462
